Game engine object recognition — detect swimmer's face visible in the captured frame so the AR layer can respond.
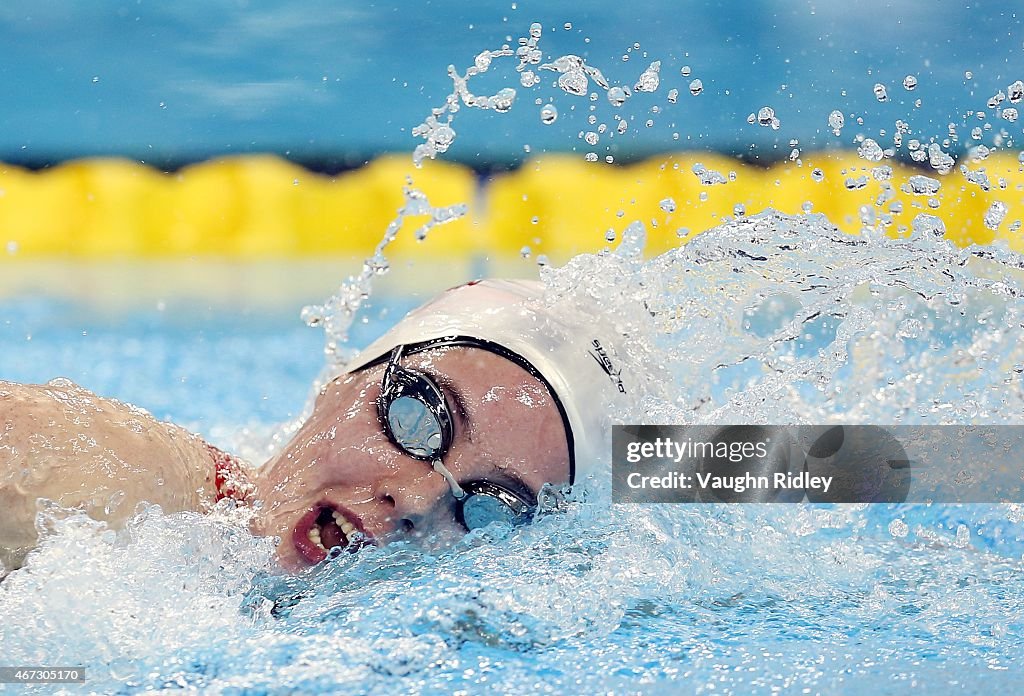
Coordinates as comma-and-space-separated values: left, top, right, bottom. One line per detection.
252, 346, 570, 571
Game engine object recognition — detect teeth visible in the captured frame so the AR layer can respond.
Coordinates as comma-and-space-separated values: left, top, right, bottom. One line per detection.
332, 510, 358, 537
307, 526, 326, 552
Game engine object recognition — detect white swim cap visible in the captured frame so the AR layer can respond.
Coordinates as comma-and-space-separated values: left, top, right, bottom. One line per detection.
344, 279, 635, 483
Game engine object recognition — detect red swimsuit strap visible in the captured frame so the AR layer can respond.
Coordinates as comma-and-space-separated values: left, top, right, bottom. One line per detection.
208, 443, 255, 504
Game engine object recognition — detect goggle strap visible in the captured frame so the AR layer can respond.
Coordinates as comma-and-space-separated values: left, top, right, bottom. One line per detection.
432, 459, 466, 499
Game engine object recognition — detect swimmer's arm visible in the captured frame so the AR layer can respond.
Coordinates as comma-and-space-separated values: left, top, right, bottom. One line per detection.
0, 380, 220, 573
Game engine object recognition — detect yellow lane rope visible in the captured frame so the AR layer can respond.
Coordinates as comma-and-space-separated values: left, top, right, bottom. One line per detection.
0, 152, 1021, 258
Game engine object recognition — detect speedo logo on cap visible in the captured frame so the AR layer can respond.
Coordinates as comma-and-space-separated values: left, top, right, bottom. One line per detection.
588, 339, 626, 393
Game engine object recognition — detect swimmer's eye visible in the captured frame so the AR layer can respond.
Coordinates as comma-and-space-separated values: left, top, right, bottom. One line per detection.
455, 480, 536, 531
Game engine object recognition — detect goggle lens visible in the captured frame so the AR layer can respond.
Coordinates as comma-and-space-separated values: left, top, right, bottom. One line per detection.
386, 395, 445, 458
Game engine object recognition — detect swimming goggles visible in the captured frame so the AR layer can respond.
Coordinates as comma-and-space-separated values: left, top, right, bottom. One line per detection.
377, 344, 536, 531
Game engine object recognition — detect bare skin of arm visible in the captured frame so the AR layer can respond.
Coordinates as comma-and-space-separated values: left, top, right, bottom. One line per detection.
0, 378, 223, 575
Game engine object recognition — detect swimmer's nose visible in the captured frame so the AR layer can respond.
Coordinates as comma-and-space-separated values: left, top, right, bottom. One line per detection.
374, 458, 454, 534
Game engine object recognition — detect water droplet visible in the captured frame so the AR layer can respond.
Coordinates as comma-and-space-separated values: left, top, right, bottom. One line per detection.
634, 61, 661, 92
558, 70, 588, 96
871, 165, 893, 181
536, 254, 549, 266
971, 127, 983, 140
617, 119, 628, 134
520, 245, 531, 258
428, 124, 456, 153
844, 175, 868, 190
1002, 107, 1019, 122
827, 110, 844, 136
301, 306, 324, 326
888, 519, 909, 538
757, 106, 779, 129
540, 103, 558, 124
688, 79, 703, 96
659, 197, 677, 213
904, 175, 941, 195
475, 51, 492, 71
1009, 80, 1024, 103
584, 131, 599, 145
680, 65, 691, 76
563, 22, 572, 30
873, 83, 888, 102
699, 191, 709, 202
733, 203, 746, 217
801, 201, 813, 213
645, 119, 654, 128
912, 213, 945, 237
964, 70, 974, 80
91, 76, 100, 84
857, 138, 884, 162
811, 168, 824, 182
605, 228, 616, 242
903, 75, 918, 91
607, 86, 628, 107
490, 87, 516, 113
6, 240, 18, 255
584, 152, 599, 162
984, 201, 1008, 230
529, 22, 542, 39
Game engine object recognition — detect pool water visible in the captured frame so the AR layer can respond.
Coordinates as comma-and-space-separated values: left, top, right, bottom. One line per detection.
2, 211, 1023, 694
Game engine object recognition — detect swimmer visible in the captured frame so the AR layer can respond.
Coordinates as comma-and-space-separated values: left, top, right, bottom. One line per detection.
0, 279, 634, 575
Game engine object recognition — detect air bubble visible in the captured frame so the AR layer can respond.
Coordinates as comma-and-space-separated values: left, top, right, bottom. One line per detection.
540, 103, 558, 124
584, 152, 599, 162
1002, 108, 1019, 123
873, 83, 888, 102
811, 168, 824, 182
659, 197, 677, 213
680, 66, 691, 76
605, 229, 616, 242
688, 79, 703, 96
667, 88, 678, 104
902, 75, 918, 91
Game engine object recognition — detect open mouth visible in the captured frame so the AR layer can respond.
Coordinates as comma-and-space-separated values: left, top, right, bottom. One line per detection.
292, 503, 371, 564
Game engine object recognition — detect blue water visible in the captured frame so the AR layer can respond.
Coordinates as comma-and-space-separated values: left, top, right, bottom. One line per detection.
3, 216, 1024, 694
0, 1, 1022, 164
